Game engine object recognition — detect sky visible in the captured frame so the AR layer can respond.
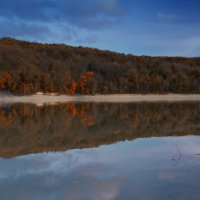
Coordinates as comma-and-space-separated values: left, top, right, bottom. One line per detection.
0, 0, 199, 56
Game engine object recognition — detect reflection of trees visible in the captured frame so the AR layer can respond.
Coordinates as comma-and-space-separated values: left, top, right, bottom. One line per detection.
0, 102, 199, 157
64, 103, 94, 126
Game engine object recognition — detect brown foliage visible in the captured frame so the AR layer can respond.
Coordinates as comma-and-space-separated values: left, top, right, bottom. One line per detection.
0, 38, 199, 94
0, 102, 199, 158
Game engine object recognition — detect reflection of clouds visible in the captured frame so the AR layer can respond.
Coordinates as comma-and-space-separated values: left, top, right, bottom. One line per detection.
0, 162, 124, 200
1, 136, 200, 199
0, 148, 124, 200
1, 136, 200, 177
77, 149, 100, 160
157, 171, 175, 181
0, 149, 101, 178
63, 164, 123, 200
66, 181, 121, 200
175, 136, 200, 155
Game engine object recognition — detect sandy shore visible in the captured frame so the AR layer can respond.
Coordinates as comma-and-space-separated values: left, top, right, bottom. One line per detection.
0, 94, 200, 105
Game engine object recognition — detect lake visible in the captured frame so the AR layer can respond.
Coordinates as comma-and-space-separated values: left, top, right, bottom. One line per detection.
0, 102, 200, 200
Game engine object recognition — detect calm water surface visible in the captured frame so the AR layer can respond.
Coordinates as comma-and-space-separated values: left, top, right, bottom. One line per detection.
0, 102, 199, 200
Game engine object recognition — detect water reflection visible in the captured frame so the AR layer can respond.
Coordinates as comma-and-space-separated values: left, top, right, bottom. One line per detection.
1, 136, 200, 199
0, 102, 199, 157
0, 102, 200, 199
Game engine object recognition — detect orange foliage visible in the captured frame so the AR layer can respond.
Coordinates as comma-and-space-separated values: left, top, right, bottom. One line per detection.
80, 81, 85, 93
65, 103, 78, 117
64, 103, 95, 127
87, 118, 94, 126
65, 71, 94, 95
0, 108, 17, 127
0, 79, 6, 89
0, 72, 13, 90
71, 82, 78, 94
87, 71, 94, 78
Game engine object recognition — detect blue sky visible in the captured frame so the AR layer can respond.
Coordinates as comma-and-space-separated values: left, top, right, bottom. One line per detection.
0, 0, 199, 56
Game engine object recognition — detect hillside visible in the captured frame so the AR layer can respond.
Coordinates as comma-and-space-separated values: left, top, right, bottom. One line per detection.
0, 37, 199, 95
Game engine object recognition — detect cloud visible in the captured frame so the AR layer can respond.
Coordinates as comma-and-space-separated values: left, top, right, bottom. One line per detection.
0, 16, 83, 43
0, 17, 50, 41
0, 0, 132, 44
77, 34, 99, 44
0, 0, 129, 30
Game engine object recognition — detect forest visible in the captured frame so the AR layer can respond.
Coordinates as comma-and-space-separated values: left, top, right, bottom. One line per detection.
0, 37, 199, 95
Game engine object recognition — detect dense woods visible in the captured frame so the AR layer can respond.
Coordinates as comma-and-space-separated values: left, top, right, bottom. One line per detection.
0, 102, 199, 157
0, 37, 199, 95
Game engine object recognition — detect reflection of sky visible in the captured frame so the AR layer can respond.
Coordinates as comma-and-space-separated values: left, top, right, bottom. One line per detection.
1, 136, 200, 200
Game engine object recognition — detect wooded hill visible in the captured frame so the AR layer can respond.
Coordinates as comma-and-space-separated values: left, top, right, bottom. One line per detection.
0, 37, 199, 95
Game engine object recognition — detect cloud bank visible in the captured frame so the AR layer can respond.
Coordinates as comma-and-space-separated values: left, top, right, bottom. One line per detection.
0, 0, 199, 56
0, 0, 131, 43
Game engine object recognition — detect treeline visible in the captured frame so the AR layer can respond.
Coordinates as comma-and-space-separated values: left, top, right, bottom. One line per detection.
0, 37, 199, 95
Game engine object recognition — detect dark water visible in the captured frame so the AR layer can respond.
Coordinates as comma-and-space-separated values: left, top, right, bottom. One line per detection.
0, 102, 200, 200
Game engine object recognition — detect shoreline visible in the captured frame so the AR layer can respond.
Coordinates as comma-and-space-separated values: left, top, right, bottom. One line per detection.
0, 94, 200, 105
